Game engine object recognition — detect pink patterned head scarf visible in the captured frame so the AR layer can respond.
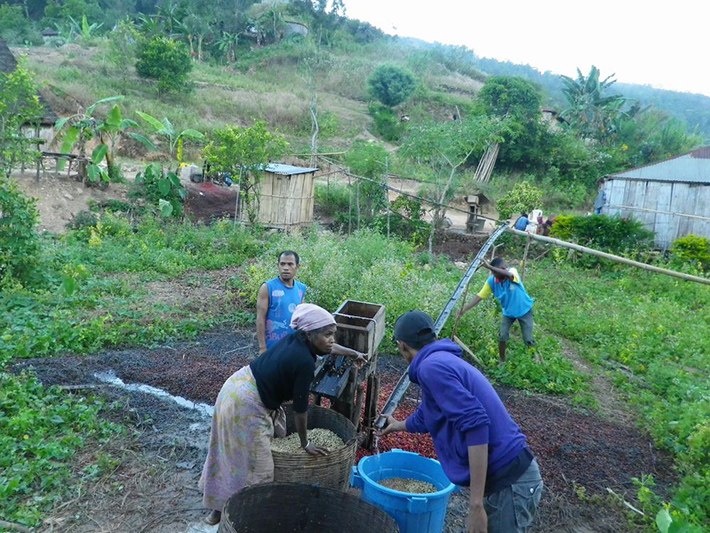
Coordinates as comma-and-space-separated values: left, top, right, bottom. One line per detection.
290, 303, 336, 332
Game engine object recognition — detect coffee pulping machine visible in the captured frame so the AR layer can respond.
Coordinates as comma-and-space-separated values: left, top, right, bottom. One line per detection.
311, 300, 385, 449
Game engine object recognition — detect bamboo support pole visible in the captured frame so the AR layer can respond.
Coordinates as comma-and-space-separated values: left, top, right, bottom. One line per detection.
347, 172, 352, 236
521, 232, 532, 281
507, 228, 710, 286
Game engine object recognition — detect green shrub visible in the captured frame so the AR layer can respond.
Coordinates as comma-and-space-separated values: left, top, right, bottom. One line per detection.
496, 181, 543, 221
67, 210, 99, 231
345, 141, 388, 220
550, 214, 654, 253
0, 180, 40, 286
368, 64, 416, 108
368, 103, 403, 141
373, 195, 430, 246
136, 36, 193, 96
671, 234, 710, 271
315, 183, 350, 217
132, 164, 186, 218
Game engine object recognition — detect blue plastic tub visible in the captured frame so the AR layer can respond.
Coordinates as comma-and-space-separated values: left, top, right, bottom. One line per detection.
350, 449, 456, 533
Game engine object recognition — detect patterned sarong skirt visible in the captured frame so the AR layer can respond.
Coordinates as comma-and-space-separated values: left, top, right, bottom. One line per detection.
199, 365, 275, 511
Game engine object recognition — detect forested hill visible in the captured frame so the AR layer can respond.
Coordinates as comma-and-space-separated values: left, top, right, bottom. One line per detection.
475, 57, 710, 139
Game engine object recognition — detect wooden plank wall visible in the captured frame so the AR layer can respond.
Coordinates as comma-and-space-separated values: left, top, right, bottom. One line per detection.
257, 173, 316, 230
653, 182, 673, 248
691, 185, 710, 241
604, 178, 710, 248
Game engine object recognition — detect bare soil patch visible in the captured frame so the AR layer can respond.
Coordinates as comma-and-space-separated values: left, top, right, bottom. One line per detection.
11, 170, 132, 234
426, 231, 489, 262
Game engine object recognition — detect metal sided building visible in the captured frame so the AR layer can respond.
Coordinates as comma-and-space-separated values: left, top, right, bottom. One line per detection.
602, 146, 710, 248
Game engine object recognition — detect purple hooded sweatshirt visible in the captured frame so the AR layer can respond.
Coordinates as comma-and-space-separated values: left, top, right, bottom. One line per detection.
405, 339, 528, 486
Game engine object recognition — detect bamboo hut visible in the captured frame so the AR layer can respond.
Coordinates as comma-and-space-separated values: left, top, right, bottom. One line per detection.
255, 163, 319, 230
601, 146, 710, 248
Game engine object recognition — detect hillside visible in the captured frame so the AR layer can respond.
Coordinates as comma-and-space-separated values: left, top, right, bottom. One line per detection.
4, 2, 704, 223
15, 38, 482, 156
475, 56, 710, 139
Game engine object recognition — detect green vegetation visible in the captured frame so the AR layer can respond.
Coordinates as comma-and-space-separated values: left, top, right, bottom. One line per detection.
202, 121, 289, 224
475, 57, 710, 139
133, 163, 185, 217
550, 214, 654, 254
671, 234, 710, 271
0, 65, 44, 179
368, 64, 417, 107
0, 372, 120, 526
527, 264, 710, 530
55, 96, 140, 183
0, 180, 40, 286
495, 181, 543, 221
1, 217, 260, 360
135, 36, 193, 96
401, 115, 506, 249
344, 141, 388, 221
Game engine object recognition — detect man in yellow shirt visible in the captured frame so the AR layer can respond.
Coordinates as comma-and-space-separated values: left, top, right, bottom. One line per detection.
458, 258, 535, 363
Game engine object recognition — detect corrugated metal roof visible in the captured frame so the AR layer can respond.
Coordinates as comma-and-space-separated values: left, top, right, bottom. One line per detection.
609, 146, 710, 184
264, 163, 319, 176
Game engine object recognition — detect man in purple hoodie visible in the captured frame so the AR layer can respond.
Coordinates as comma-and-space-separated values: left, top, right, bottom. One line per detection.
379, 310, 542, 533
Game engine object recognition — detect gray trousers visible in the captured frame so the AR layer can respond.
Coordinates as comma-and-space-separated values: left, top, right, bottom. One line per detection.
499, 310, 535, 346
485, 459, 543, 533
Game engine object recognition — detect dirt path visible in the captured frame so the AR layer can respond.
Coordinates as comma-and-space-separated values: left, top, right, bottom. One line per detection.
16, 327, 676, 533
557, 337, 636, 426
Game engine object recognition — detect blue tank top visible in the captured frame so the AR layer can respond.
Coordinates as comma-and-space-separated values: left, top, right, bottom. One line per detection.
264, 277, 307, 348
487, 271, 534, 318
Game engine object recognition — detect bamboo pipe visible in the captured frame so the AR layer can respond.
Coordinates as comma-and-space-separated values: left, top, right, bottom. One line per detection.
507, 228, 710, 286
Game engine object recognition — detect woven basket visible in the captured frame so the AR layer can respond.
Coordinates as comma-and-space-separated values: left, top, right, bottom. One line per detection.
218, 483, 400, 533
272, 405, 357, 490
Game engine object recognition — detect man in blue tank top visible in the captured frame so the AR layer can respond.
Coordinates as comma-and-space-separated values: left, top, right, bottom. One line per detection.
458, 257, 536, 364
256, 251, 307, 354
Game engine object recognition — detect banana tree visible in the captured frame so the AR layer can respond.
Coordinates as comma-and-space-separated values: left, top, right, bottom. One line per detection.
135, 111, 204, 167
180, 14, 212, 62
560, 66, 628, 142
55, 96, 151, 184
68, 15, 103, 43
216, 31, 239, 63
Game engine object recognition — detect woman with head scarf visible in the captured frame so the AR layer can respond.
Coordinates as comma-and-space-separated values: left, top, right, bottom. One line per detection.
199, 304, 364, 525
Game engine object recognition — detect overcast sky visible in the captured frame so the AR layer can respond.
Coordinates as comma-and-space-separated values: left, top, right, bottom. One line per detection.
343, 0, 709, 97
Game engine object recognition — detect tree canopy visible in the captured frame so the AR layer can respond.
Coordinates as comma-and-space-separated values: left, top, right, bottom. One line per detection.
368, 64, 416, 108
136, 36, 193, 96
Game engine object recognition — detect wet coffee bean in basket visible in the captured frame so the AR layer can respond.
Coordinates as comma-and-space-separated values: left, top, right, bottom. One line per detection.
271, 428, 344, 453
378, 477, 437, 494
